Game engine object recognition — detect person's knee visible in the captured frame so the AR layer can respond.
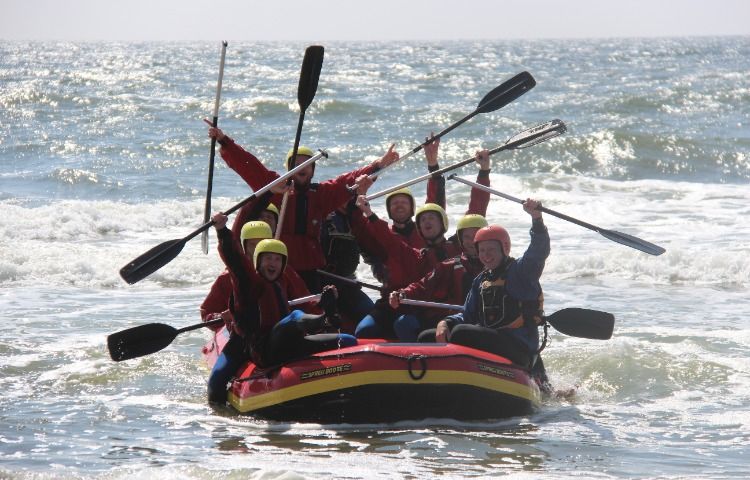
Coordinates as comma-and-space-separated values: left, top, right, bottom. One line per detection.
393, 315, 420, 342
337, 334, 358, 347
355, 316, 381, 338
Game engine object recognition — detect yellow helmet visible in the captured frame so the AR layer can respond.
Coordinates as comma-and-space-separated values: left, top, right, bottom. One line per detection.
285, 145, 315, 170
264, 203, 279, 218
415, 203, 449, 232
456, 214, 488, 232
385, 187, 415, 219
253, 239, 288, 271
240, 221, 272, 252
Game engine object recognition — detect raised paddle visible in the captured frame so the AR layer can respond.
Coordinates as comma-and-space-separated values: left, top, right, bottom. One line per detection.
276, 45, 325, 238
366, 119, 566, 201
119, 150, 328, 284
201, 41, 228, 255
448, 175, 666, 256
398, 299, 614, 341
365, 71, 536, 181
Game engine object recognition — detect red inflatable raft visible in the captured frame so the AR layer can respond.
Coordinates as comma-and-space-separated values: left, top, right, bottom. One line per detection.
203, 328, 542, 423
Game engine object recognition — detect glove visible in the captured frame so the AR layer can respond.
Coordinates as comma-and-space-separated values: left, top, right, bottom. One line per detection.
318, 285, 341, 329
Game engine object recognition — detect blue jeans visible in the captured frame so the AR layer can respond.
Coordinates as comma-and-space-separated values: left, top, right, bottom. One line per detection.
207, 332, 245, 404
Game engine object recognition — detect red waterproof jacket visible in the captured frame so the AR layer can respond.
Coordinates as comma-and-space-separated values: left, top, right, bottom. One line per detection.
351, 211, 453, 293
214, 226, 292, 338
200, 264, 320, 332
398, 254, 484, 323
219, 138, 377, 273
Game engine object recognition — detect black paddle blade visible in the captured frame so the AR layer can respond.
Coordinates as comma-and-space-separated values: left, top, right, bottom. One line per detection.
107, 323, 179, 362
504, 119, 567, 150
119, 238, 187, 285
298, 45, 324, 109
600, 229, 666, 256
476, 71, 536, 113
546, 308, 615, 340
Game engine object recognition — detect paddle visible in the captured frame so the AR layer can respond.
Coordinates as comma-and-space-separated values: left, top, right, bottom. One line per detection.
276, 45, 325, 238
366, 119, 566, 201
119, 150, 328, 285
316, 269, 388, 293
201, 41, 228, 255
448, 175, 666, 256
398, 299, 614, 341
108, 291, 332, 362
365, 71, 536, 181
107, 318, 224, 362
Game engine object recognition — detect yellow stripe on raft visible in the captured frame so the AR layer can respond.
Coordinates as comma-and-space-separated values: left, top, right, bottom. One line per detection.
229, 369, 541, 413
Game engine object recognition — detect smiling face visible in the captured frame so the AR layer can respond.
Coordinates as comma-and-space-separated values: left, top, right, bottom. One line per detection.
388, 194, 413, 224
477, 240, 505, 270
459, 227, 480, 257
257, 252, 284, 281
417, 211, 443, 241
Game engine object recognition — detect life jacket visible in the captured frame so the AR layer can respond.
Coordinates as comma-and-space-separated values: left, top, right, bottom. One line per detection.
478, 261, 544, 330
321, 211, 360, 278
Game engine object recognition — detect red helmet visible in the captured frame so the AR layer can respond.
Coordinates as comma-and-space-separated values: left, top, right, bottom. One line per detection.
474, 225, 511, 256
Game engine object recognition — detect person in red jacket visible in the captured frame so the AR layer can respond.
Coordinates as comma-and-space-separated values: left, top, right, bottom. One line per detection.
200, 219, 320, 333
351, 194, 457, 338
388, 214, 488, 341
207, 213, 356, 405
206, 123, 398, 293
201, 184, 318, 331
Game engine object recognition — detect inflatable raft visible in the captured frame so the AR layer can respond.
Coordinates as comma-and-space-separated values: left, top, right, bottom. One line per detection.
202, 327, 542, 423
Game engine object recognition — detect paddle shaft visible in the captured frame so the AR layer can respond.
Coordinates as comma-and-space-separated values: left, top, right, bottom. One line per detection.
288, 293, 321, 306
449, 175, 604, 231
201, 41, 228, 254
180, 318, 224, 334
368, 110, 479, 180
367, 71, 535, 181
316, 269, 387, 293
366, 119, 558, 201
448, 174, 665, 256
399, 298, 464, 311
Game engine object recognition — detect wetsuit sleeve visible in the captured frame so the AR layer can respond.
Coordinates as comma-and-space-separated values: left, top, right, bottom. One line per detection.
400, 261, 449, 301
516, 217, 550, 281
466, 169, 491, 216
199, 273, 232, 330
317, 162, 378, 216
426, 164, 446, 209
219, 137, 279, 190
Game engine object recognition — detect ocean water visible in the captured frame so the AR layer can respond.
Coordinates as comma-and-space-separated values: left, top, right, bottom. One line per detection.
1, 38, 749, 479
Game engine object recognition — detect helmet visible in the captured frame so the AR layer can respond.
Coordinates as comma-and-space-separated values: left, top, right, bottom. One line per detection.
286, 145, 315, 171
474, 225, 511, 256
264, 203, 279, 220
456, 214, 488, 232
415, 203, 449, 233
240, 221, 273, 252
385, 187, 415, 219
253, 238, 288, 271
455, 214, 488, 248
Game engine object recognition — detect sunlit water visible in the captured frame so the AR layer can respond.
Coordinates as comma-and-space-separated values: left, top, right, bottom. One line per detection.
1, 38, 749, 479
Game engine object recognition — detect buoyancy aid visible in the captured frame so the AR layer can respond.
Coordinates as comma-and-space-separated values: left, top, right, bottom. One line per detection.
479, 260, 544, 330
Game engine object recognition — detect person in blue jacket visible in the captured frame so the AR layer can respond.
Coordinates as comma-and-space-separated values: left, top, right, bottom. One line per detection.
439, 199, 549, 369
